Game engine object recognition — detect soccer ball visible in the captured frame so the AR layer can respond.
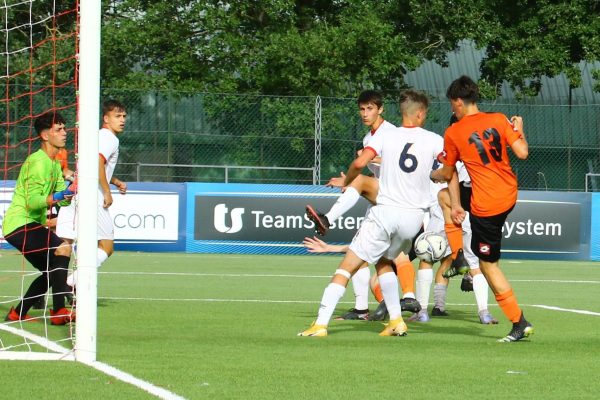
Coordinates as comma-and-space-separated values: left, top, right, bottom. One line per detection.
414, 231, 448, 264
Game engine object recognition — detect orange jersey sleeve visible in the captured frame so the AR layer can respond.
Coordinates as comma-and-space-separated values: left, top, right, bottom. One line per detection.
442, 112, 519, 216
55, 148, 69, 171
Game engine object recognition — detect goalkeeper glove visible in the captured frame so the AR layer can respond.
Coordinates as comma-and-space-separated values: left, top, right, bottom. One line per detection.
52, 181, 76, 201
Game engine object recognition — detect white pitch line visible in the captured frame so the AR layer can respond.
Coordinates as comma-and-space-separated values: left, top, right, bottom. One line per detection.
97, 296, 600, 316
0, 324, 186, 400
530, 305, 600, 316
96, 271, 600, 283
79, 359, 186, 400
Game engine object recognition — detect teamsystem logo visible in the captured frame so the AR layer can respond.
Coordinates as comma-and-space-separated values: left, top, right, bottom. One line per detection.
213, 203, 245, 233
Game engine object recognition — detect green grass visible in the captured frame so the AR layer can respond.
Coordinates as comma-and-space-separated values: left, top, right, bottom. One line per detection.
1, 251, 600, 399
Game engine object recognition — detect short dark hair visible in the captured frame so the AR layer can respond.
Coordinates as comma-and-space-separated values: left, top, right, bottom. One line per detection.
34, 112, 66, 135
357, 90, 383, 108
399, 89, 429, 115
446, 75, 479, 104
400, 89, 429, 109
102, 99, 126, 116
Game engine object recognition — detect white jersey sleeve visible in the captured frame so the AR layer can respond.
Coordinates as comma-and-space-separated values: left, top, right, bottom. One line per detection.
367, 126, 443, 209
98, 128, 120, 185
362, 120, 396, 178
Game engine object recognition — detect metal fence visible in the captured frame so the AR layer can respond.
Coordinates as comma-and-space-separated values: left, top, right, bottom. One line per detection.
2, 88, 599, 191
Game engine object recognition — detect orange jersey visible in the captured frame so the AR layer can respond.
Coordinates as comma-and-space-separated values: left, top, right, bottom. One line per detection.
56, 148, 69, 171
442, 112, 523, 217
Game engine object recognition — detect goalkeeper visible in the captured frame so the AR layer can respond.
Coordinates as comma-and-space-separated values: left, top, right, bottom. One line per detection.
3, 112, 75, 325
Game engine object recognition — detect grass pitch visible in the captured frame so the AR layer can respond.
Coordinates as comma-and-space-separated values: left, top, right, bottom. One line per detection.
1, 251, 599, 399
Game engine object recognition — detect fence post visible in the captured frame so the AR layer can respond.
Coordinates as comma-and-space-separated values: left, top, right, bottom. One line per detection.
314, 96, 322, 185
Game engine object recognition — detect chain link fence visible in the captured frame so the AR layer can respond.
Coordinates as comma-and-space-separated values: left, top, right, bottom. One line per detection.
2, 87, 600, 191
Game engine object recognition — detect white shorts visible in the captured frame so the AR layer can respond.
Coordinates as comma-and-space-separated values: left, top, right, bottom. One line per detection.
55, 199, 114, 241
426, 204, 479, 270
349, 205, 425, 264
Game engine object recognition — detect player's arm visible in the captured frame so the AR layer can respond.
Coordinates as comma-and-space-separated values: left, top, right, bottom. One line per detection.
303, 236, 349, 253
447, 171, 465, 224
111, 176, 127, 194
430, 163, 455, 183
509, 115, 528, 160
99, 155, 113, 208
343, 147, 376, 186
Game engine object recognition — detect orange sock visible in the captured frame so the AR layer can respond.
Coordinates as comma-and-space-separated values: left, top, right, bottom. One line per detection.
372, 283, 384, 303
445, 223, 463, 259
495, 289, 522, 323
396, 260, 415, 295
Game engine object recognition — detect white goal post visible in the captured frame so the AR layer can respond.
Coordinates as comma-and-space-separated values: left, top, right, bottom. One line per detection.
75, 0, 101, 363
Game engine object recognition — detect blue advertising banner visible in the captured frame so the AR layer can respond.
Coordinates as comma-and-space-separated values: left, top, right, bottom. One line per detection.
187, 183, 594, 260
186, 183, 369, 254
1, 182, 187, 252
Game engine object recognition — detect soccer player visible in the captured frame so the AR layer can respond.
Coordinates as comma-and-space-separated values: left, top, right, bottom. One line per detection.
298, 89, 442, 337
430, 75, 533, 342
409, 192, 498, 325
305, 90, 420, 320
3, 112, 75, 325
57, 100, 128, 288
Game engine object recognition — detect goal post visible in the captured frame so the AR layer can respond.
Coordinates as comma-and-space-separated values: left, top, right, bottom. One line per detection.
0, 0, 101, 362
75, 0, 101, 363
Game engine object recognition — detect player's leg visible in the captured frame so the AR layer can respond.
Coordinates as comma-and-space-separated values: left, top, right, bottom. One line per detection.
48, 238, 75, 325
97, 205, 114, 265
298, 250, 366, 336
377, 207, 424, 336
336, 262, 370, 320
394, 252, 421, 312
306, 174, 378, 235
470, 210, 533, 341
409, 260, 433, 322
376, 257, 407, 336
460, 217, 498, 324
439, 187, 469, 278
432, 256, 451, 316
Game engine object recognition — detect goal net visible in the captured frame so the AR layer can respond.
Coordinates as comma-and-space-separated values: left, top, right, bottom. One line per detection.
0, 0, 98, 361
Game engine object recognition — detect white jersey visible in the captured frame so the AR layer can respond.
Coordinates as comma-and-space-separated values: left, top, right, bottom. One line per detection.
365, 126, 443, 209
362, 120, 396, 178
98, 127, 120, 198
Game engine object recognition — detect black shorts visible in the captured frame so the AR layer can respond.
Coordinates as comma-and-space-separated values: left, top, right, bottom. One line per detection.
4, 222, 63, 272
469, 206, 514, 263
460, 181, 472, 212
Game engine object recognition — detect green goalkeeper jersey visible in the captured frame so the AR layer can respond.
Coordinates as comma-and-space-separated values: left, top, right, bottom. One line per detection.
2, 149, 68, 236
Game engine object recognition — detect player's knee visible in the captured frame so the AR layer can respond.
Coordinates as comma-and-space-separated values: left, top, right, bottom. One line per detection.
55, 242, 72, 257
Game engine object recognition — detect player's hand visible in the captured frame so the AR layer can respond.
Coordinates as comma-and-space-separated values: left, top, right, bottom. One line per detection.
303, 236, 329, 253
103, 191, 113, 208
326, 172, 346, 188
451, 206, 466, 225
112, 179, 127, 194
510, 115, 523, 132
52, 182, 76, 202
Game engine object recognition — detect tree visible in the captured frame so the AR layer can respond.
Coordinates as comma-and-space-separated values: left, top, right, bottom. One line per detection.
101, 0, 600, 97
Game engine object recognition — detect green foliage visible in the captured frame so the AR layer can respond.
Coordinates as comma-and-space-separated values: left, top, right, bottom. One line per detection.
101, 1, 600, 97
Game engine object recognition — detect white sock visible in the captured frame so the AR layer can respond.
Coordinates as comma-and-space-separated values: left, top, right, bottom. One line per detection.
433, 283, 447, 311
315, 283, 346, 326
402, 292, 416, 300
325, 187, 360, 222
472, 273, 489, 312
66, 270, 77, 288
351, 267, 370, 310
97, 248, 109, 267
378, 272, 402, 320
416, 269, 434, 310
